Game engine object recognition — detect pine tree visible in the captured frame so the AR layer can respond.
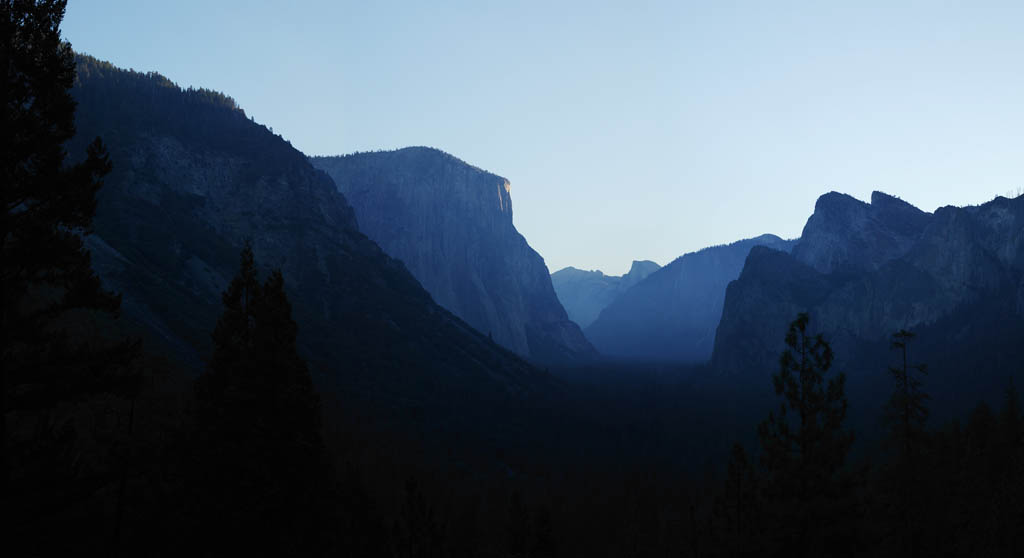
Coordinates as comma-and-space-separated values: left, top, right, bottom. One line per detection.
198, 244, 322, 443
883, 330, 929, 461
881, 329, 928, 558
2, 0, 124, 390
3, 1, 138, 545
192, 243, 329, 554
757, 313, 854, 556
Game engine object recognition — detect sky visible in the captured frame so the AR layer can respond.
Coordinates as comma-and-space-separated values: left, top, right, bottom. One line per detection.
63, 1, 1024, 275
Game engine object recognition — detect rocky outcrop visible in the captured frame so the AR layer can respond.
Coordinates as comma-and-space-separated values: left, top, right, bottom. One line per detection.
70, 56, 553, 420
791, 191, 932, 275
551, 260, 660, 328
584, 234, 795, 363
711, 246, 838, 374
712, 191, 1024, 421
310, 149, 596, 365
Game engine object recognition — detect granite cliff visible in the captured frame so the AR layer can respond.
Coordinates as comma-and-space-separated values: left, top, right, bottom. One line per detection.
791, 191, 932, 275
310, 149, 596, 365
550, 260, 661, 328
585, 235, 794, 362
712, 191, 1024, 421
70, 56, 553, 429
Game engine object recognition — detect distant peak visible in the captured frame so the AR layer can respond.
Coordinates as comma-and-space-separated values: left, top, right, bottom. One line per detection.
870, 190, 926, 214
748, 233, 784, 243
312, 146, 508, 184
627, 259, 660, 275
630, 259, 658, 268
870, 190, 908, 206
551, 266, 605, 278
870, 191, 899, 205
814, 191, 866, 213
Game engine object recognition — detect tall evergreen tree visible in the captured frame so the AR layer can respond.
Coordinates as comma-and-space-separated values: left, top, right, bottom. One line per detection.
883, 330, 929, 460
757, 313, 854, 557
2, 0, 123, 391
3, 2, 138, 547
192, 243, 330, 555
881, 329, 929, 558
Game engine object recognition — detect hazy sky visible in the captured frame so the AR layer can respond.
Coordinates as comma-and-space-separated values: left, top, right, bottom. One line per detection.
64, 1, 1024, 275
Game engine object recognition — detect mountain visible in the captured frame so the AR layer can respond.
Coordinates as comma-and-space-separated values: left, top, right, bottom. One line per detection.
791, 191, 932, 275
712, 191, 1024, 422
584, 235, 795, 362
69, 55, 555, 435
550, 260, 661, 328
309, 149, 596, 365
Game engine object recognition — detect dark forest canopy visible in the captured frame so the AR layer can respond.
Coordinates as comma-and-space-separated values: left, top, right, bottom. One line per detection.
75, 54, 241, 111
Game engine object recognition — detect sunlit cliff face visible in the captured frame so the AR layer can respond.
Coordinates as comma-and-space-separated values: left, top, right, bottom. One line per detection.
498, 179, 511, 213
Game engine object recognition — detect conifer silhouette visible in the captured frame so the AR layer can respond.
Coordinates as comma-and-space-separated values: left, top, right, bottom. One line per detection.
884, 330, 929, 460
882, 329, 929, 558
3, 3, 138, 550
3, 0, 128, 438
192, 243, 329, 554
757, 313, 854, 556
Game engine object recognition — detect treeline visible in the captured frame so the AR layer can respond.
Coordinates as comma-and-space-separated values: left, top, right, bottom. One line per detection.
71, 54, 303, 179
694, 321, 1024, 557
5, 2, 1022, 557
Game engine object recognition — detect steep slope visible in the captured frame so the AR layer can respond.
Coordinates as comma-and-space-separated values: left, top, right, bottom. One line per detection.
711, 246, 839, 375
791, 191, 932, 274
310, 149, 596, 365
712, 191, 1024, 423
551, 260, 660, 328
70, 56, 554, 430
585, 235, 794, 362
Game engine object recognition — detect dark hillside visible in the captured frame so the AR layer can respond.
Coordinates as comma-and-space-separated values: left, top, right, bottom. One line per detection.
70, 55, 556, 448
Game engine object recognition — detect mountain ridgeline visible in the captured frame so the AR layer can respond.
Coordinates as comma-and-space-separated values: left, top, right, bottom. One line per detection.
7, 18, 1023, 551
551, 260, 661, 328
712, 191, 1024, 422
583, 235, 795, 362
69, 55, 554, 435
310, 149, 596, 365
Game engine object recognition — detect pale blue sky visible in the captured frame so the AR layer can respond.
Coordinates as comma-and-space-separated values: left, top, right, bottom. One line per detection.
64, 1, 1024, 275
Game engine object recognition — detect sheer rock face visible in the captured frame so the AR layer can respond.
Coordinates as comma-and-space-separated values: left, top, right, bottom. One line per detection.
711, 245, 834, 375
310, 149, 596, 365
712, 192, 1024, 416
791, 191, 932, 275
1018, 275, 1024, 317
584, 235, 795, 363
551, 260, 661, 329
70, 56, 552, 416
